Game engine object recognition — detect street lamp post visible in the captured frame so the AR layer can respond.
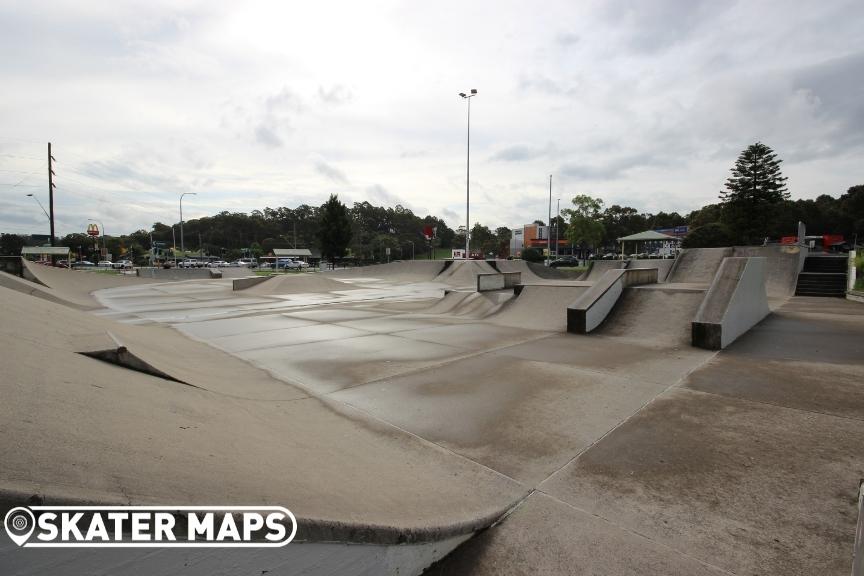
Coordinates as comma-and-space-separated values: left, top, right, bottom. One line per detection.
179, 192, 197, 258
459, 89, 477, 259
546, 175, 552, 266
26, 194, 50, 222
555, 198, 560, 258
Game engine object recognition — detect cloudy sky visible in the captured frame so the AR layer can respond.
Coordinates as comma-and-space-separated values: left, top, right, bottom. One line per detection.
1, 0, 862, 236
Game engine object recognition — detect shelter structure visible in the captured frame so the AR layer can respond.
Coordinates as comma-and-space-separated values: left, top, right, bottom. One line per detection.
21, 246, 70, 261
617, 230, 679, 259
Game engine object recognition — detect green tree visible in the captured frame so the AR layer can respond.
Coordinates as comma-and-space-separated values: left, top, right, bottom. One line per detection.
563, 195, 605, 255
682, 223, 734, 248
318, 194, 352, 267
720, 142, 789, 245
0, 233, 25, 256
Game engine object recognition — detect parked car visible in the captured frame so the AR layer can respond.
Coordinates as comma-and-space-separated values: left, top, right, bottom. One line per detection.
72, 260, 95, 269
549, 256, 580, 268
207, 260, 228, 268
276, 258, 303, 270
97, 260, 113, 268
111, 260, 133, 269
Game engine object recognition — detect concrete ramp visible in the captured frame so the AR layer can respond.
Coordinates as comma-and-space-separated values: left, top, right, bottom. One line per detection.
731, 245, 804, 300
580, 260, 628, 281
666, 248, 732, 284
495, 260, 547, 283
420, 290, 512, 319
627, 259, 674, 282
18, 260, 157, 308
593, 286, 707, 348
692, 257, 771, 350
242, 273, 353, 295
435, 260, 499, 287
490, 285, 589, 331
330, 261, 445, 283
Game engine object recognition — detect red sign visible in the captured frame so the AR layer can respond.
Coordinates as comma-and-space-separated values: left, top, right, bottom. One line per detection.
87, 223, 100, 237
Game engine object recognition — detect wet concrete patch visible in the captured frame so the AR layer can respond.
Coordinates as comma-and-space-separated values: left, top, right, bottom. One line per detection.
435, 491, 728, 575
393, 323, 548, 351
333, 355, 669, 484
175, 314, 317, 340
541, 387, 864, 576
684, 356, 864, 420
238, 334, 466, 394
496, 334, 711, 386
210, 324, 372, 353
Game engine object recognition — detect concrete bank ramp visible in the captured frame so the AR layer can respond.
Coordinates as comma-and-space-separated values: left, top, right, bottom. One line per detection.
692, 257, 771, 350
420, 290, 513, 319
0, 283, 526, 573
731, 245, 803, 300
242, 273, 353, 296
593, 286, 707, 348
495, 259, 546, 283
10, 260, 158, 309
330, 260, 445, 283
489, 285, 589, 331
666, 248, 732, 284
627, 259, 674, 282
580, 260, 628, 281
434, 259, 499, 287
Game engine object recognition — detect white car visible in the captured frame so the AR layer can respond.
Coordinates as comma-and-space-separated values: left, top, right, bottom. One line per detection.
97, 260, 113, 268
111, 260, 133, 269
207, 260, 228, 268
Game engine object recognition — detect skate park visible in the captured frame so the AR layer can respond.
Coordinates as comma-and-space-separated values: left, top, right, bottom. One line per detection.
1, 246, 863, 575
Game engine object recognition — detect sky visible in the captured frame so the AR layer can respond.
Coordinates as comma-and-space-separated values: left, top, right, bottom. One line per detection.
1, 0, 862, 237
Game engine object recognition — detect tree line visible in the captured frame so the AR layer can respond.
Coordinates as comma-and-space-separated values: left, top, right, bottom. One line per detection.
2, 142, 861, 260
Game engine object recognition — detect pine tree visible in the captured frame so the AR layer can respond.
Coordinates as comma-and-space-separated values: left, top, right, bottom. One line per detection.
317, 194, 352, 268
720, 142, 789, 245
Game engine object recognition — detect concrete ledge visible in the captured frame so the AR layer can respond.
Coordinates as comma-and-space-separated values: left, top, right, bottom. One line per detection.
503, 271, 521, 288
477, 273, 505, 291
849, 291, 864, 304
567, 267, 659, 334
232, 275, 272, 291
691, 257, 770, 350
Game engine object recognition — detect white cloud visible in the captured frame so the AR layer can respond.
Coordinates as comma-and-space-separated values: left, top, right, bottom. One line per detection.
1, 0, 862, 236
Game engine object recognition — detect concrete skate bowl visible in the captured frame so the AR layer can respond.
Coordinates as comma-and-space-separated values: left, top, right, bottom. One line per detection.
665, 248, 732, 284
0, 259, 158, 309
490, 285, 589, 331
0, 282, 527, 574
593, 286, 707, 348
241, 273, 355, 296
329, 260, 445, 283
580, 260, 628, 281
627, 259, 675, 282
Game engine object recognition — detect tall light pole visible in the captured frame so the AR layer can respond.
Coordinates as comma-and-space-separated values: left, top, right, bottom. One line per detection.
546, 174, 552, 266
555, 197, 560, 258
88, 218, 106, 259
179, 192, 197, 257
459, 89, 477, 259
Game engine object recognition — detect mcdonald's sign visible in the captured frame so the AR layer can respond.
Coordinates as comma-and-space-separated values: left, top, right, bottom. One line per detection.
87, 223, 100, 237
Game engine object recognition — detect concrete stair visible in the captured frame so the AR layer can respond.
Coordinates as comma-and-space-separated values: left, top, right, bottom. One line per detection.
795, 256, 848, 297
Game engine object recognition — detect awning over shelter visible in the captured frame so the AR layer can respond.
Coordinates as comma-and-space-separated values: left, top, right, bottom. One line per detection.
272, 248, 313, 258
617, 230, 678, 242
21, 246, 70, 257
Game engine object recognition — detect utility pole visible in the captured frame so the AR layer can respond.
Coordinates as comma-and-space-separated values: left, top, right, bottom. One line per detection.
555, 197, 560, 258
546, 174, 552, 266
459, 89, 477, 259
48, 143, 56, 247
